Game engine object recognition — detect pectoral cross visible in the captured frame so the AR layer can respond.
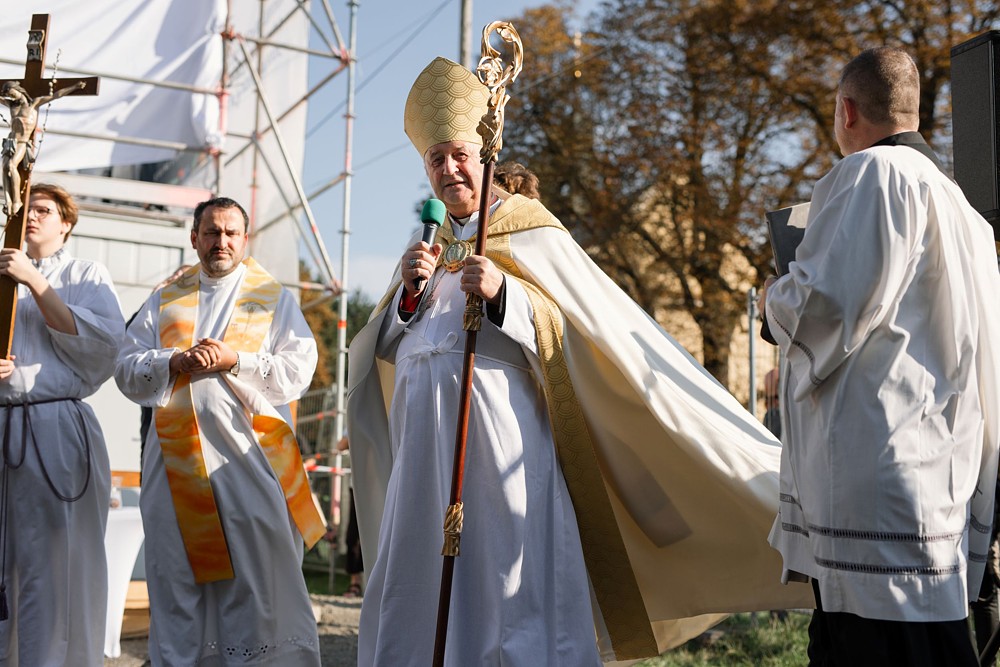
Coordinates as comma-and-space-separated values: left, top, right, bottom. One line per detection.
0, 14, 99, 357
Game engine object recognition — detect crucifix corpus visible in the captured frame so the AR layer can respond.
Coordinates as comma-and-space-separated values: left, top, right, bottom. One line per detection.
0, 13, 99, 357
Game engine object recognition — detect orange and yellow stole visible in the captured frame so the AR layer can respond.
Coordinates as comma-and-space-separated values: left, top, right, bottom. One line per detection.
156, 258, 326, 583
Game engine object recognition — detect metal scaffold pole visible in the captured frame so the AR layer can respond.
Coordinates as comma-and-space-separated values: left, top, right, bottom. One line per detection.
330, 0, 359, 593
459, 0, 473, 69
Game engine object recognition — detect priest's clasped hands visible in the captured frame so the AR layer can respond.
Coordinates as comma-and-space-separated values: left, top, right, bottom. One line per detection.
169, 337, 239, 376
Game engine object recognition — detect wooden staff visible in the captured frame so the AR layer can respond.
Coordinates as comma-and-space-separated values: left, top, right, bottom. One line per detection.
0, 14, 99, 357
432, 21, 522, 667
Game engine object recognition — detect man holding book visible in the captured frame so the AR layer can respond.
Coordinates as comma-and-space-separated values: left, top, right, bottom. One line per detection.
760, 47, 1000, 665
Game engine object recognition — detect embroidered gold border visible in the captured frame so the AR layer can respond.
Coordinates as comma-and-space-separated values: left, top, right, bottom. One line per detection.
489, 232, 657, 659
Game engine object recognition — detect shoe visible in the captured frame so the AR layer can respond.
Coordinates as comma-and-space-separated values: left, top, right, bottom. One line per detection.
344, 582, 363, 598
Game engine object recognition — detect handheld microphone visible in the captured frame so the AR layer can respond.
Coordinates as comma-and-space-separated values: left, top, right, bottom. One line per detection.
414, 198, 446, 291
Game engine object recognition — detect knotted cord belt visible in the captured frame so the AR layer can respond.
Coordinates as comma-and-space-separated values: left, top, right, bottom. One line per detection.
0, 397, 92, 620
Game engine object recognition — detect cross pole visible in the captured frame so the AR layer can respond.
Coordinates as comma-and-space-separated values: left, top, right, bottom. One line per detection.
0, 14, 99, 357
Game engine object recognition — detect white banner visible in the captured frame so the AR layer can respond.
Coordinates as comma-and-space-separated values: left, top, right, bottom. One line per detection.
0, 0, 226, 170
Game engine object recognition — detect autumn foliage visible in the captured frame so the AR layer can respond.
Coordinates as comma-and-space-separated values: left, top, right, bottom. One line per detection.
501, 0, 1000, 385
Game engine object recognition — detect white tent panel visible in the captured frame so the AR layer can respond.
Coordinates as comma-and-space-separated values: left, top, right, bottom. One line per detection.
187, 3, 311, 287
0, 0, 226, 170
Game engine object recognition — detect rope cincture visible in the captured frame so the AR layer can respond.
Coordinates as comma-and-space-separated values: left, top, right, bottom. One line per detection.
0, 397, 92, 621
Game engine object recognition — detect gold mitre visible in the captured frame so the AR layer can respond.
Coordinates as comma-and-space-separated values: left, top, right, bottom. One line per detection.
404, 57, 489, 156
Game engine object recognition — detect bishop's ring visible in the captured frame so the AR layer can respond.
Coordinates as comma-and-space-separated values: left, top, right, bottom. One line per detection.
408, 258, 417, 268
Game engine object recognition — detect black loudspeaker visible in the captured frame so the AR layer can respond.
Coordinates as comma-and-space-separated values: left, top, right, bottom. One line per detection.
952, 31, 1000, 239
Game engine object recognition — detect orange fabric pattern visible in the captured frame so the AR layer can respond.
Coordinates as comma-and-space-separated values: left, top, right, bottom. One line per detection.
156, 266, 233, 583
157, 259, 324, 583
253, 414, 327, 547
155, 374, 234, 582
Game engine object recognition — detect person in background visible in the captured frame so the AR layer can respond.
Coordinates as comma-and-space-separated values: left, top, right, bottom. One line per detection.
762, 367, 780, 439
335, 435, 364, 598
0, 182, 124, 665
760, 47, 1000, 666
493, 161, 540, 199
115, 196, 324, 666
972, 482, 1000, 664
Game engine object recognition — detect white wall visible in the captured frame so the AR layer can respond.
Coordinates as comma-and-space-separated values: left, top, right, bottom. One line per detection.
67, 210, 197, 472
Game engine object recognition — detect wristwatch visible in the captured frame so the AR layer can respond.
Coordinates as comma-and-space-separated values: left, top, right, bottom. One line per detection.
229, 355, 240, 376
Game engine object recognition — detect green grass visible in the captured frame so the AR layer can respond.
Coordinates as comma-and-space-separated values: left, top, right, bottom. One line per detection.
304, 569, 343, 595
302, 540, 353, 595
636, 612, 811, 667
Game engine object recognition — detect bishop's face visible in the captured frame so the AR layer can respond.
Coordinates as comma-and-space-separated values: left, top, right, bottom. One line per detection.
424, 141, 484, 219
191, 205, 248, 277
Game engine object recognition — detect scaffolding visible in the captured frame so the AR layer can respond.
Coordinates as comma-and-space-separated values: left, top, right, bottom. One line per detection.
2, 2, 350, 290
1, 0, 360, 585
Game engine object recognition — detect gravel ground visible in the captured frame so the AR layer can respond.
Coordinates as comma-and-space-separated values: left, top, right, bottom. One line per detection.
104, 594, 361, 667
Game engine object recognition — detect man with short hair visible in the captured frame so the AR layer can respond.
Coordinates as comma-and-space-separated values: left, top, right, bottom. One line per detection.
116, 196, 325, 666
761, 47, 1000, 665
349, 56, 812, 666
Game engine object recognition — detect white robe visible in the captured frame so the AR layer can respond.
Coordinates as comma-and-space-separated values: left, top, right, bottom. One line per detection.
0, 249, 123, 667
357, 212, 601, 667
765, 144, 1000, 622
115, 263, 321, 666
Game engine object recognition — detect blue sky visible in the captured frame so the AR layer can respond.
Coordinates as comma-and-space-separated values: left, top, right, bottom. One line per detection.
300, 0, 596, 300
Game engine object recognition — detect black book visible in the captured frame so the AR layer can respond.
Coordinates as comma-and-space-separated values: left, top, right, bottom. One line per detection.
765, 202, 810, 276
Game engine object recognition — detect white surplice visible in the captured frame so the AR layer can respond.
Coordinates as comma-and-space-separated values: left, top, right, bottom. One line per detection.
115, 262, 321, 666
765, 144, 1000, 622
0, 249, 124, 667
356, 212, 601, 667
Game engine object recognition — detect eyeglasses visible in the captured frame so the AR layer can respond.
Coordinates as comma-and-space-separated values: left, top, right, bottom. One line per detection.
27, 206, 56, 218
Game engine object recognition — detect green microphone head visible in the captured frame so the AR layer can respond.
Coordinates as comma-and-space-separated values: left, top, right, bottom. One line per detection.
421, 198, 446, 226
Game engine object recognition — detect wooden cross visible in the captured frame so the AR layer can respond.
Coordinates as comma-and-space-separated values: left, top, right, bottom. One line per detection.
0, 14, 99, 357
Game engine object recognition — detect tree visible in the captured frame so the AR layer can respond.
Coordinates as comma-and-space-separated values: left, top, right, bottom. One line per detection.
504, 1, 824, 382
299, 263, 375, 390
503, 0, 1000, 386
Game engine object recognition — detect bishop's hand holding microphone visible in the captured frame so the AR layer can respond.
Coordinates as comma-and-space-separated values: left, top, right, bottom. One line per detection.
398, 198, 446, 316
400, 196, 505, 310
413, 198, 446, 292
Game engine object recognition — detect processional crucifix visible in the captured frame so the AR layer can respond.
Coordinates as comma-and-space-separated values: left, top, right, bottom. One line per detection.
0, 14, 99, 357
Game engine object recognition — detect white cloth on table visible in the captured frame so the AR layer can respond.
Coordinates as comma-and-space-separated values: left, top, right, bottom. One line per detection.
0, 250, 123, 666
104, 506, 145, 659
114, 262, 321, 667
765, 143, 1000, 622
